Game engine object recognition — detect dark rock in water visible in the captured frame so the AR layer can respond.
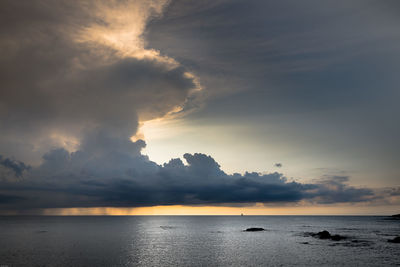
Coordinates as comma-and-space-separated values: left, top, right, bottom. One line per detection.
314, 230, 331, 239
245, 227, 265, 232
385, 214, 400, 220
388, 236, 400, 243
310, 230, 346, 241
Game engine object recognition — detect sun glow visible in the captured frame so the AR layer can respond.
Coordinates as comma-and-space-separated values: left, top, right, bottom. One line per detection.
76, 0, 167, 58
41, 204, 397, 216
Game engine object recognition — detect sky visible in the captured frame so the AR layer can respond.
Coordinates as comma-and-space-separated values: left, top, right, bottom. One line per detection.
0, 0, 399, 215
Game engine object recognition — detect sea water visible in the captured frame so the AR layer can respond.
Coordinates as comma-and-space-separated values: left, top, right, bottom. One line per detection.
0, 216, 399, 266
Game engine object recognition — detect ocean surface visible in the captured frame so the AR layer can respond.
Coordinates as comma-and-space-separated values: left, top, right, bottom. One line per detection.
0, 216, 399, 266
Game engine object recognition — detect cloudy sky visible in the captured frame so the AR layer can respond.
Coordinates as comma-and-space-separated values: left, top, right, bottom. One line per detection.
0, 0, 399, 215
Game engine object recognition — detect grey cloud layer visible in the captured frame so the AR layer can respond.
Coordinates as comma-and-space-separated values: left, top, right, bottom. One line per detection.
0, 137, 378, 211
145, 0, 400, 185
0, 156, 30, 178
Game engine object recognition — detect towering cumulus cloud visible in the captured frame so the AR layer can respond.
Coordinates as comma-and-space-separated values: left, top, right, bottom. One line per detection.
0, 1, 388, 213
0, 0, 198, 163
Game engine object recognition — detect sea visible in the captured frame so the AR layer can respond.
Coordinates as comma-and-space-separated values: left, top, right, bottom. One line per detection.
0, 216, 399, 266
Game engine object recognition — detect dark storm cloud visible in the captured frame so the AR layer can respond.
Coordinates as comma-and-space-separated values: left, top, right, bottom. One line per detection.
0, 194, 25, 204
0, 143, 379, 211
307, 176, 375, 204
0, 156, 30, 178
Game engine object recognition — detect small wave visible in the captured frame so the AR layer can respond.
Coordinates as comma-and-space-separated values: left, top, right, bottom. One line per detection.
160, 226, 177, 230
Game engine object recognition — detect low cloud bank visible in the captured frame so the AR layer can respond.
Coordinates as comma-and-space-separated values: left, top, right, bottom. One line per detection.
0, 130, 381, 211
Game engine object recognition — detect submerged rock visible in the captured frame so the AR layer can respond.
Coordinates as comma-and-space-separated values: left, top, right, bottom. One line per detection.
245, 227, 265, 232
331, 234, 346, 241
388, 236, 400, 243
342, 240, 374, 247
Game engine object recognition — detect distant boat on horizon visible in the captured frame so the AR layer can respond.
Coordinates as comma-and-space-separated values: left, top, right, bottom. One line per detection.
241, 213, 244, 216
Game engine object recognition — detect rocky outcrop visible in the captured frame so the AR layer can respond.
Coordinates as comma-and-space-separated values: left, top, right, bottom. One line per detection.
310, 230, 346, 241
244, 227, 265, 232
388, 236, 400, 243
313, 230, 331, 239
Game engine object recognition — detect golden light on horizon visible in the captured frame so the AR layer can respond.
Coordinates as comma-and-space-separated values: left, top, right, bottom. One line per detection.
41, 203, 397, 216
